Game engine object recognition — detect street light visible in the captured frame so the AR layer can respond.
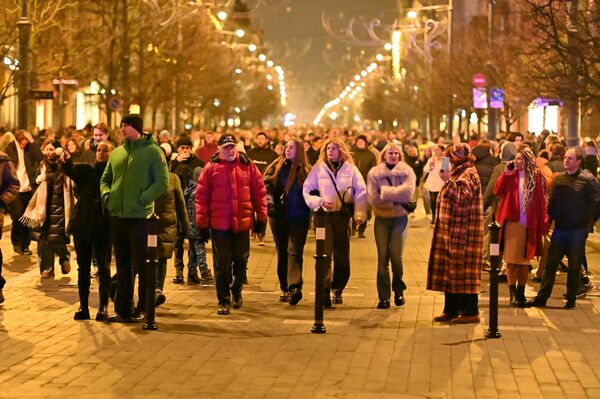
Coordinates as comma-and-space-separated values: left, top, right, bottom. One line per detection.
258, 54, 267, 61
235, 28, 245, 38
217, 11, 228, 21
407, 10, 418, 19
248, 43, 257, 52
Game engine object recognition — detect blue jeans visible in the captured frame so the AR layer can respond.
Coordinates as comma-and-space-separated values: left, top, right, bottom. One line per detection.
537, 228, 587, 302
188, 238, 209, 275
374, 215, 408, 301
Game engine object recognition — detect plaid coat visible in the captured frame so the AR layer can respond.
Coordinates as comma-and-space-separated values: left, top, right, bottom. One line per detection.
427, 162, 483, 294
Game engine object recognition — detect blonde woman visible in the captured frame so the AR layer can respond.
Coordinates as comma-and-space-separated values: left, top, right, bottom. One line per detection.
367, 142, 416, 309
303, 137, 367, 306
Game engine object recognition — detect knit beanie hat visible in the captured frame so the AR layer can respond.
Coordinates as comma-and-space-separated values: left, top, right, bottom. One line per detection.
176, 135, 193, 148
121, 114, 144, 135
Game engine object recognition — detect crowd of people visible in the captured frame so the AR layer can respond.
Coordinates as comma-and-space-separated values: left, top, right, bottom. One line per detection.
0, 120, 599, 324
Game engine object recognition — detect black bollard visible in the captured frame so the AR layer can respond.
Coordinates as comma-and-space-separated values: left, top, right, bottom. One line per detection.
144, 213, 159, 331
486, 218, 501, 339
312, 208, 328, 334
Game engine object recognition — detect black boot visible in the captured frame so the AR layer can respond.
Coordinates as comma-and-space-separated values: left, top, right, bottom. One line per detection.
173, 267, 184, 284
508, 284, 518, 307
96, 304, 109, 321
74, 307, 90, 320
516, 285, 526, 308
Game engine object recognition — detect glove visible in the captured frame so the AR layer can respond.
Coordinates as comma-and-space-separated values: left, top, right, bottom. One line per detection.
253, 220, 266, 235
198, 228, 211, 244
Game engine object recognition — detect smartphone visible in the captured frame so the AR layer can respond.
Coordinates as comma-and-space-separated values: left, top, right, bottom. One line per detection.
441, 156, 450, 172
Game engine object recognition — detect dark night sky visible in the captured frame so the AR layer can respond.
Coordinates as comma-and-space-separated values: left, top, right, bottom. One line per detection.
253, 0, 400, 124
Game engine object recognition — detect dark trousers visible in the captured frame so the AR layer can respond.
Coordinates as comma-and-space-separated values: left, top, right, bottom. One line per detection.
156, 257, 167, 292
9, 191, 33, 251
429, 191, 439, 224
322, 212, 351, 293
443, 292, 479, 316
37, 235, 70, 273
0, 248, 4, 289
74, 231, 111, 309
269, 217, 310, 291
211, 230, 250, 305
111, 217, 148, 317
174, 233, 185, 270
537, 228, 587, 302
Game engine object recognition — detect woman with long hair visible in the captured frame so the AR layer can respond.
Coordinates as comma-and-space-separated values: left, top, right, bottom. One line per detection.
367, 142, 416, 309
428, 143, 484, 324
264, 138, 311, 305
494, 147, 549, 307
63, 141, 114, 320
303, 137, 368, 306
21, 138, 74, 277
423, 144, 446, 225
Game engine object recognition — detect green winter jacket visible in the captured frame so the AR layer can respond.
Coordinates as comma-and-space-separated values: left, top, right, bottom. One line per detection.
100, 135, 169, 218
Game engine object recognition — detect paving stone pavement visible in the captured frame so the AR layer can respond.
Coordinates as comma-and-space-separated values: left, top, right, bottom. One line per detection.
1, 209, 600, 398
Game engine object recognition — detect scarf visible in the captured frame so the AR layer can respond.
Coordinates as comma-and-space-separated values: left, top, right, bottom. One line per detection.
19, 165, 74, 230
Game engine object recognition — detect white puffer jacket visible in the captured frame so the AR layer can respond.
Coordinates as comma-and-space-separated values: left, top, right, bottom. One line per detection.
303, 161, 368, 221
367, 161, 416, 218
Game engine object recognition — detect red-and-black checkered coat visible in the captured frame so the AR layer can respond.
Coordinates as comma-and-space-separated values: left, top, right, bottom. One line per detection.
427, 163, 484, 294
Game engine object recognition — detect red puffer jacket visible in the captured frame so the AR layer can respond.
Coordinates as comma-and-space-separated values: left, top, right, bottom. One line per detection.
195, 152, 267, 232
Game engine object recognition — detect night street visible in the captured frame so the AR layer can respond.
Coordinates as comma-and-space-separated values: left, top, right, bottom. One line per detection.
2, 210, 600, 398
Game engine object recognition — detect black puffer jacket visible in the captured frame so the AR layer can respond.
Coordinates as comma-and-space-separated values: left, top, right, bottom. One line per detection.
41, 162, 69, 244
473, 145, 499, 193
549, 169, 600, 230
63, 159, 109, 239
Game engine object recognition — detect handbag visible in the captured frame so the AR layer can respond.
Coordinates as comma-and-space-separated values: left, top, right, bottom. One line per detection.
384, 176, 417, 213
401, 200, 417, 213
326, 171, 354, 218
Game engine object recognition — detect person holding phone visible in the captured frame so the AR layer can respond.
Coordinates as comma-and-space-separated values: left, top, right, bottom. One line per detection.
428, 143, 484, 324
423, 145, 446, 225
493, 147, 549, 307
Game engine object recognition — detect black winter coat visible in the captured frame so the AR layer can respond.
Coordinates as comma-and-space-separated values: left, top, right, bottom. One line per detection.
41, 162, 70, 244
473, 146, 499, 193
170, 155, 204, 190
247, 146, 278, 175
5, 140, 43, 191
352, 147, 377, 183
63, 159, 110, 239
264, 160, 310, 221
0, 153, 20, 230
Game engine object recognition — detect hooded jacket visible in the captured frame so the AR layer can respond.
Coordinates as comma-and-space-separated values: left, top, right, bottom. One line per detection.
367, 161, 416, 218
100, 135, 169, 219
